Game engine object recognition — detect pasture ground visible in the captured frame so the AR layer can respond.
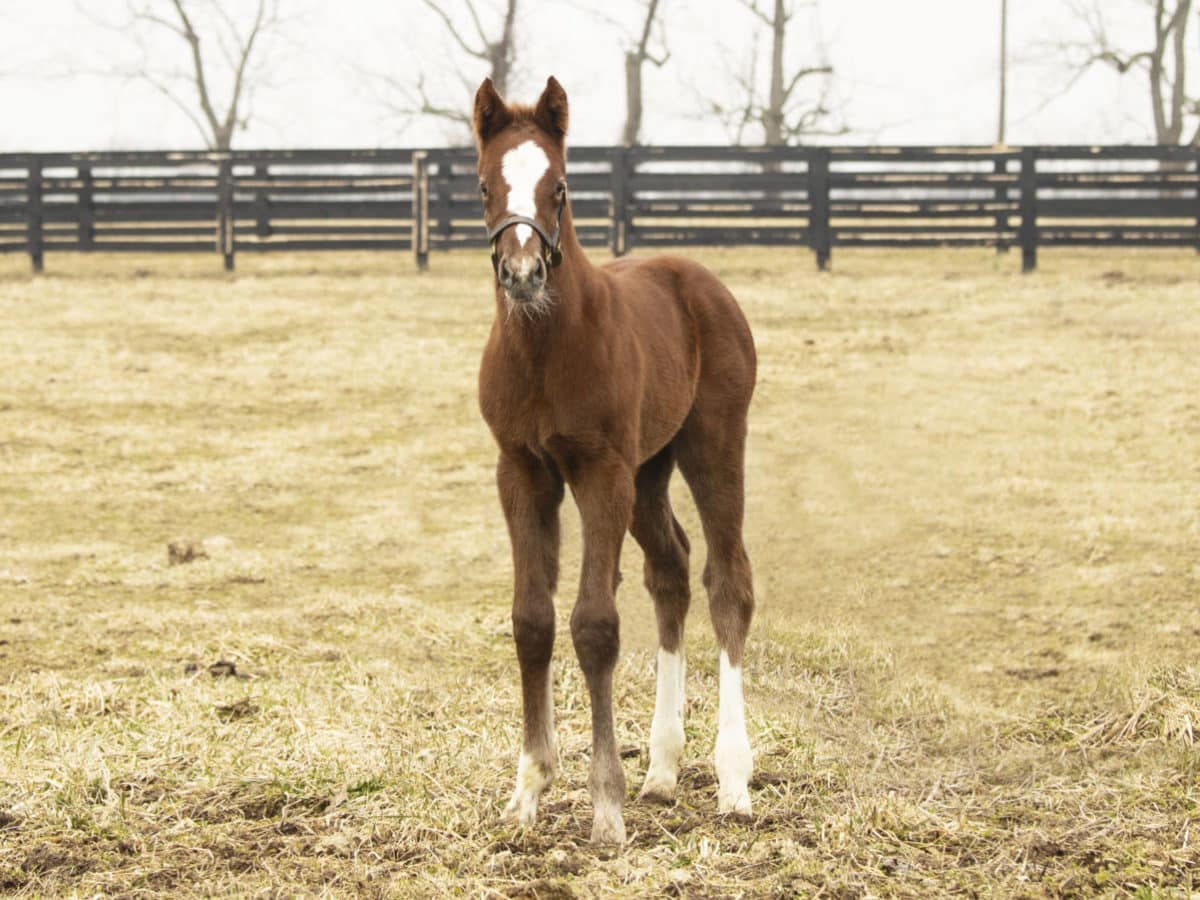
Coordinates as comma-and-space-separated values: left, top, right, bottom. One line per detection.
0, 247, 1198, 898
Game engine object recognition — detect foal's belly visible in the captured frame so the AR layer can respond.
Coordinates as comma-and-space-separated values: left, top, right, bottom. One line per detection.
637, 393, 692, 464
634, 336, 700, 464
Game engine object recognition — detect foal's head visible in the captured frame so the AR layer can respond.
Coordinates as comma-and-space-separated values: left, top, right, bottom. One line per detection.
473, 76, 569, 310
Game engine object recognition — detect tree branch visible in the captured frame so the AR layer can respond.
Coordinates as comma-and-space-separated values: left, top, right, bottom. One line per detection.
388, 73, 473, 127
222, 0, 270, 138
780, 64, 832, 104
421, 0, 489, 61
735, 0, 774, 28
636, 0, 660, 56
164, 0, 223, 140
559, 0, 632, 40
140, 67, 218, 148
462, 0, 492, 50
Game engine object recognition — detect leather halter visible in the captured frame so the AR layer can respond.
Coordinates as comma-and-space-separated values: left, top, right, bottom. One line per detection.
486, 191, 566, 275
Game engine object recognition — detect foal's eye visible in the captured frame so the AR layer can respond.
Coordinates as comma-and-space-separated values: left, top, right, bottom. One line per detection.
479, 182, 489, 199
554, 181, 566, 199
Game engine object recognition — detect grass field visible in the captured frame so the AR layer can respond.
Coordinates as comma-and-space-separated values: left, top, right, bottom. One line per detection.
1, 246, 1198, 898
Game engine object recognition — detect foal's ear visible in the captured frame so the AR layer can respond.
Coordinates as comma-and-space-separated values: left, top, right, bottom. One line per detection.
533, 76, 569, 141
473, 78, 513, 145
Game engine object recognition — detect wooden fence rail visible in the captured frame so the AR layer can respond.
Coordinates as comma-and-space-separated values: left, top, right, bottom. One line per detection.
1, 145, 1197, 272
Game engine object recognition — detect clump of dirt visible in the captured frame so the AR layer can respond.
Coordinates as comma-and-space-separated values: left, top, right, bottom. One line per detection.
167, 539, 208, 565
184, 659, 249, 678
207, 660, 242, 678
216, 697, 258, 721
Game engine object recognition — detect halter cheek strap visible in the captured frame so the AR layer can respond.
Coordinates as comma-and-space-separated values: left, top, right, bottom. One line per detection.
486, 194, 566, 275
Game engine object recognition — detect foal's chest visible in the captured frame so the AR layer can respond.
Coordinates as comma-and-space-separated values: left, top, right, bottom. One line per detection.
479, 339, 630, 468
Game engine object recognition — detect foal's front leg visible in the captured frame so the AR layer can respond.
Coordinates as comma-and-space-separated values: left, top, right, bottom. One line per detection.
497, 450, 564, 826
569, 453, 635, 845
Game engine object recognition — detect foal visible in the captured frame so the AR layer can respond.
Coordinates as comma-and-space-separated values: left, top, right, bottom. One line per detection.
474, 76, 757, 845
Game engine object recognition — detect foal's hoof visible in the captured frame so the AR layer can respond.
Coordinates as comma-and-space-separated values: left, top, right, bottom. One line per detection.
638, 771, 677, 805
717, 788, 753, 819
590, 805, 627, 845
504, 753, 553, 826
502, 794, 538, 827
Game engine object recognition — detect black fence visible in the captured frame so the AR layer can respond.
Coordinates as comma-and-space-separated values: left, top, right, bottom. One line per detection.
2, 145, 1197, 273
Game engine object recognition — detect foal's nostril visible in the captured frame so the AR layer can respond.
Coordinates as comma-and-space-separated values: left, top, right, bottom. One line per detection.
498, 256, 514, 284
532, 255, 547, 283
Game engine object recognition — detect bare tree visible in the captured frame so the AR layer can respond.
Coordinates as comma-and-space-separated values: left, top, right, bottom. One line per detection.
564, 0, 668, 144
387, 0, 519, 131
121, 0, 281, 150
704, 0, 843, 145
622, 1, 670, 145
1064, 0, 1198, 144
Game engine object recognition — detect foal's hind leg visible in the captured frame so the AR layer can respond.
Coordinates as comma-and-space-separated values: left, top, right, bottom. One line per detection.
497, 448, 564, 826
629, 444, 691, 803
676, 417, 755, 816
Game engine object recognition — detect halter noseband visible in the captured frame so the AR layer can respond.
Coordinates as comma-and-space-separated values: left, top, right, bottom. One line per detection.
486, 192, 566, 276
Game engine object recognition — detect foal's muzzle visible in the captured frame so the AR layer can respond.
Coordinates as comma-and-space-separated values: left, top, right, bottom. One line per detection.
497, 252, 548, 301
485, 192, 567, 296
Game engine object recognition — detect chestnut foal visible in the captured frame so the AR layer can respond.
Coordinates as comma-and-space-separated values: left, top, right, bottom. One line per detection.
474, 77, 757, 845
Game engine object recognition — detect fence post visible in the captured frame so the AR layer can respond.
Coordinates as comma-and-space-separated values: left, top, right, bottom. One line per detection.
609, 146, 630, 256
253, 163, 271, 239
217, 157, 235, 271
433, 154, 452, 252
77, 164, 95, 251
27, 157, 44, 273
1194, 146, 1199, 254
994, 157, 1009, 253
808, 147, 831, 271
1018, 147, 1037, 272
412, 151, 430, 271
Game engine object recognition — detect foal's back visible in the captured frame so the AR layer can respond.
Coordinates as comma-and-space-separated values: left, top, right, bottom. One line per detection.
602, 254, 755, 370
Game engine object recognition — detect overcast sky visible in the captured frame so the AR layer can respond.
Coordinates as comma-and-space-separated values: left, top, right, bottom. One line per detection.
0, 0, 1176, 152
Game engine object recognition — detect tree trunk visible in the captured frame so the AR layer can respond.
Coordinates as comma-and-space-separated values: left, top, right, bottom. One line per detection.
490, 0, 518, 96
764, 0, 786, 146
623, 51, 643, 146
1149, 0, 1170, 141
620, 1, 665, 146
214, 124, 234, 152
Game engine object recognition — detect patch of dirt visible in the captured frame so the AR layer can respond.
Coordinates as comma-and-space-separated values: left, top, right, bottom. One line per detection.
507, 878, 576, 899
20, 846, 96, 879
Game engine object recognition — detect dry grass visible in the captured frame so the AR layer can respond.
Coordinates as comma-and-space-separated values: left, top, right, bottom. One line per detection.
1, 246, 1198, 898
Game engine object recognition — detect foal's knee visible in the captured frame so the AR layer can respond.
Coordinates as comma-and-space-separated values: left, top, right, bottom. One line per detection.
570, 606, 620, 677
643, 541, 688, 600
513, 604, 555, 669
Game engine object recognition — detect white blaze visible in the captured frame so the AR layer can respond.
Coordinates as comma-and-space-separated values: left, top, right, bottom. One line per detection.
501, 141, 550, 249
715, 650, 753, 815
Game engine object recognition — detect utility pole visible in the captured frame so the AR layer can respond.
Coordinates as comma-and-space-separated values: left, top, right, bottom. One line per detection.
997, 0, 1008, 145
